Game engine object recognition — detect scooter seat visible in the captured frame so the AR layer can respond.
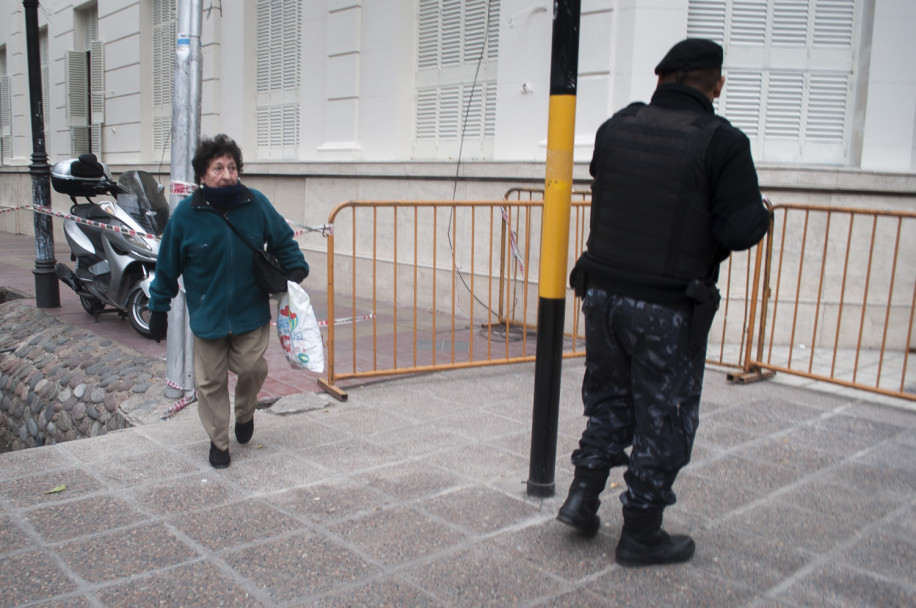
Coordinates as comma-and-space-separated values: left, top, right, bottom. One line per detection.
70, 204, 112, 222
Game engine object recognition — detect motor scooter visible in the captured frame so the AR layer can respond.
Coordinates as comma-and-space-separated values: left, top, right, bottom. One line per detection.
50, 154, 169, 338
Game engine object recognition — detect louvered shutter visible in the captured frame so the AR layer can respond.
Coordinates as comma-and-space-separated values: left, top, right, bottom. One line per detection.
66, 51, 90, 155
256, 0, 301, 154
90, 41, 104, 125
0, 75, 11, 163
414, 0, 500, 158
40, 29, 51, 152
688, 0, 858, 164
153, 0, 175, 153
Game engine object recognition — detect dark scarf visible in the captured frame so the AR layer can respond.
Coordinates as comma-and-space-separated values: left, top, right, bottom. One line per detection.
200, 183, 244, 211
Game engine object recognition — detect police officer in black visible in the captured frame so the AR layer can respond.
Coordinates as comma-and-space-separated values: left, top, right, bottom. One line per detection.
557, 39, 770, 566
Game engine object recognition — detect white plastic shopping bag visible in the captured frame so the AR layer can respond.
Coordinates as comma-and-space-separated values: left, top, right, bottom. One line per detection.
276, 281, 325, 373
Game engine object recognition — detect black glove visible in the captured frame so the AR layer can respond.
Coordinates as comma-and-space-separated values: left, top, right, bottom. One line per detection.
288, 266, 309, 284
149, 311, 168, 343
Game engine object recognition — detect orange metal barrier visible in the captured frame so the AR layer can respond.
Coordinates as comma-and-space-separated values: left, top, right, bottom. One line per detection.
317, 199, 587, 399
317, 197, 915, 404
733, 204, 916, 402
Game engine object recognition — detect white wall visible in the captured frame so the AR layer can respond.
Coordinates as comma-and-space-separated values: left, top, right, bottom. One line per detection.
860, 0, 916, 171
0, 0, 914, 174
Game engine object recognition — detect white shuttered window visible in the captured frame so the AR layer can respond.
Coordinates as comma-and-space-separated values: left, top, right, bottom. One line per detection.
688, 0, 859, 165
415, 0, 499, 159
256, 0, 301, 157
153, 0, 176, 154
1, 47, 10, 164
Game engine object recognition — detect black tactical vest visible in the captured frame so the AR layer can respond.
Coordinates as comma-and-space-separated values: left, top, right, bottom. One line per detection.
587, 103, 720, 283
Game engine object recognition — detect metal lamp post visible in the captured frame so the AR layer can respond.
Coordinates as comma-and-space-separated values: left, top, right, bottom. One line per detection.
23, 0, 59, 308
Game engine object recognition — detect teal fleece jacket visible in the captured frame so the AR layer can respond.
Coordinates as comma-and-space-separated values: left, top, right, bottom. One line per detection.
148, 186, 308, 339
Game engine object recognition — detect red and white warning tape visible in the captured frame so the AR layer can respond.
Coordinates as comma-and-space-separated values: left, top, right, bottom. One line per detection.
161, 378, 197, 420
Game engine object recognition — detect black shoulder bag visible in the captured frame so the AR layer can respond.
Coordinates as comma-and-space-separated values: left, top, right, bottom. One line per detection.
220, 215, 290, 295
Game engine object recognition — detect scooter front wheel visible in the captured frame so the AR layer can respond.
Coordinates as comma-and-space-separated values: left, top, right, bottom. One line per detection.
127, 285, 152, 338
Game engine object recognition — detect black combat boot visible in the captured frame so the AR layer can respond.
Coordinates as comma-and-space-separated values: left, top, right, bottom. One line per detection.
556, 468, 609, 537
615, 506, 695, 567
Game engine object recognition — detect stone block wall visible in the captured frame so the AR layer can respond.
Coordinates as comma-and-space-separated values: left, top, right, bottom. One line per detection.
0, 300, 166, 452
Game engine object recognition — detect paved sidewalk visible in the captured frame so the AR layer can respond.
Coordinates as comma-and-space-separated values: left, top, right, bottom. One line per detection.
2, 230, 916, 607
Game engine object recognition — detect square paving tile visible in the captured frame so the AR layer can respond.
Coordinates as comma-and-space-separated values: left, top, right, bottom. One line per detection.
219, 452, 333, 494
328, 505, 467, 567
170, 498, 305, 551
87, 449, 199, 487
0, 550, 78, 606
588, 564, 757, 607
58, 430, 161, 463
400, 543, 566, 606
299, 439, 401, 475
266, 479, 393, 524
0, 468, 106, 510
223, 530, 380, 603
25, 495, 147, 543
0, 446, 73, 481
358, 460, 464, 501
309, 576, 441, 607
96, 560, 263, 608
0, 514, 32, 554
130, 474, 240, 516
57, 523, 198, 583
691, 523, 813, 591
418, 486, 541, 534
837, 530, 916, 586
488, 519, 615, 582
774, 563, 916, 607
723, 501, 857, 554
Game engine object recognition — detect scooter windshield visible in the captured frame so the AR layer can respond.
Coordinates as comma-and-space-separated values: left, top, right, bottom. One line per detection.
116, 171, 170, 236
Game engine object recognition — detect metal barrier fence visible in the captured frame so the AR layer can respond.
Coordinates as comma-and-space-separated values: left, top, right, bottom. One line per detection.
317, 198, 582, 399
317, 196, 915, 403
733, 204, 916, 402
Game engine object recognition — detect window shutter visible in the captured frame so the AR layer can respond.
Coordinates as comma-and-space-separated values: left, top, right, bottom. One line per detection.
439, 85, 460, 139
806, 73, 848, 140
813, 0, 855, 46
153, 0, 175, 152
729, 1, 768, 45
90, 41, 104, 124
1, 74, 11, 163
723, 71, 762, 138
441, 0, 461, 68
40, 29, 50, 151
689, 0, 858, 165
687, 0, 727, 41
414, 0, 500, 157
256, 0, 301, 154
416, 89, 437, 139
765, 73, 804, 138
418, 1, 438, 70
772, 0, 809, 45
67, 50, 89, 155
484, 84, 496, 137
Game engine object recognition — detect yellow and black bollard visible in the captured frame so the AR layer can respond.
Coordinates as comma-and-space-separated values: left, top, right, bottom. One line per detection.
527, 0, 581, 498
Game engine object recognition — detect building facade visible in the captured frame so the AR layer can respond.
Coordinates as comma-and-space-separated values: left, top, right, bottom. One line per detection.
0, 0, 914, 228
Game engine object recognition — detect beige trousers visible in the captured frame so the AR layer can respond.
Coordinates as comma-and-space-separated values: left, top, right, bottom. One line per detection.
193, 324, 270, 450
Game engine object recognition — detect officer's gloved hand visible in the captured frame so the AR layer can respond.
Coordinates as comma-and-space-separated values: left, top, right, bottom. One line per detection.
149, 311, 168, 343
288, 267, 308, 284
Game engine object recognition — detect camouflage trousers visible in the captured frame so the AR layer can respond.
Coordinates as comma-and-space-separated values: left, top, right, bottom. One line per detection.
570, 287, 706, 510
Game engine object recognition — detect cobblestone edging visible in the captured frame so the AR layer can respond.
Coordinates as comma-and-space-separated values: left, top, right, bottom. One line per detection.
0, 300, 167, 453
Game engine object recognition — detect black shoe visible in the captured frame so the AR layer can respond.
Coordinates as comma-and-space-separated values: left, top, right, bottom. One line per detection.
235, 417, 254, 444
556, 468, 609, 537
615, 507, 695, 567
209, 442, 231, 469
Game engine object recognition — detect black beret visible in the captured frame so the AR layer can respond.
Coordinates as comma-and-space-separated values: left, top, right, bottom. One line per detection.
654, 38, 723, 75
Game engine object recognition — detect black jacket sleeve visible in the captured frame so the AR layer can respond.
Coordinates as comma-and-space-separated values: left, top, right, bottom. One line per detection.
706, 122, 770, 252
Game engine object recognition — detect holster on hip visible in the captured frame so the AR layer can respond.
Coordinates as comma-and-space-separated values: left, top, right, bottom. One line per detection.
685, 279, 720, 353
